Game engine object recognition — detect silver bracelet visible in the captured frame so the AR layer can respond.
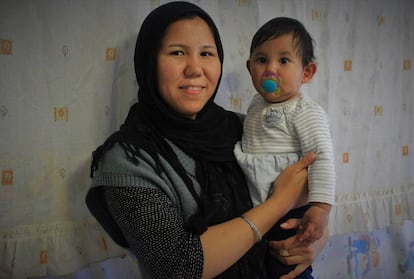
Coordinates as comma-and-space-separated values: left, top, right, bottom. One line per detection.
240, 215, 262, 242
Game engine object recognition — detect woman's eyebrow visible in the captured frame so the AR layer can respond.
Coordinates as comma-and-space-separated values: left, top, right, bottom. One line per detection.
201, 45, 217, 50
166, 43, 215, 47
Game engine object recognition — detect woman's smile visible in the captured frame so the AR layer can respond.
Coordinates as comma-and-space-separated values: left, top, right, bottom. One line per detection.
180, 85, 205, 94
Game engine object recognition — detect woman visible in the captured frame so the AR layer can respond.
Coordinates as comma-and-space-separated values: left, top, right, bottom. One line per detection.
86, 2, 327, 278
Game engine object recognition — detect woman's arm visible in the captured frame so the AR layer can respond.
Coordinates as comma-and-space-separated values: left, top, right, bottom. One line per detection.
105, 186, 204, 279
105, 152, 316, 279
268, 219, 329, 279
200, 152, 316, 278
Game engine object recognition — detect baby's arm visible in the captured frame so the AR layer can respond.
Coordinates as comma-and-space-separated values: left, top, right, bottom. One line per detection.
298, 202, 331, 243
293, 100, 335, 243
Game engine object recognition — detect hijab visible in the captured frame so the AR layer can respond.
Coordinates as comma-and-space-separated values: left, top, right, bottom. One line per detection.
132, 1, 238, 162
88, 2, 266, 278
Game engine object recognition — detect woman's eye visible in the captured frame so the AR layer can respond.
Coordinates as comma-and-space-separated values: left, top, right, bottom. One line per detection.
280, 57, 289, 64
171, 50, 184, 56
201, 51, 213, 57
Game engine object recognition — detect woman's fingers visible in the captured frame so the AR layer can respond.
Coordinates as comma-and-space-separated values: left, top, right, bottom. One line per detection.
269, 234, 302, 252
297, 152, 317, 171
279, 218, 301, 230
279, 264, 310, 279
269, 241, 313, 265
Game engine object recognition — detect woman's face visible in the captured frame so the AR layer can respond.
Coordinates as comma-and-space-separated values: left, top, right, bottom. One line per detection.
157, 16, 221, 119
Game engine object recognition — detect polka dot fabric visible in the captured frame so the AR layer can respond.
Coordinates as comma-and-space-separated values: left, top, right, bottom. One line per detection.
104, 186, 203, 279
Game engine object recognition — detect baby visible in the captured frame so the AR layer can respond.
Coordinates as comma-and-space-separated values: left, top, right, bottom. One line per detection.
234, 17, 335, 278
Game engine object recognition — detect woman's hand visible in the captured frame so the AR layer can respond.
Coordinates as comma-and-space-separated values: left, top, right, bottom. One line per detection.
269, 152, 317, 211
268, 218, 329, 279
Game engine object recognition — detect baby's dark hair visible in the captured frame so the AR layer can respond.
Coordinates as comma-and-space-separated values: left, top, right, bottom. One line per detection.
249, 17, 315, 66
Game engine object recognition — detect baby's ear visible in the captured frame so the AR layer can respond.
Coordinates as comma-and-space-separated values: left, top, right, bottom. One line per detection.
302, 62, 317, 84
246, 59, 251, 73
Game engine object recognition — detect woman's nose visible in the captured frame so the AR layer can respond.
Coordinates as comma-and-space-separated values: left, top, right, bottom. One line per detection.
184, 56, 202, 77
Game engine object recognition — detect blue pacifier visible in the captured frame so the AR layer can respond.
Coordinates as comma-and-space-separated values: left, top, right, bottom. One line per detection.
262, 79, 278, 93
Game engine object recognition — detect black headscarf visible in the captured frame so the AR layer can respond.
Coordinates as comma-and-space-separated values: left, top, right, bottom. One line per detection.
88, 2, 266, 278
132, 1, 238, 162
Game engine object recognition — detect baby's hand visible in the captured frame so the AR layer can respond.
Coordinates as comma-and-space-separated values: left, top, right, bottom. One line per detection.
298, 203, 331, 243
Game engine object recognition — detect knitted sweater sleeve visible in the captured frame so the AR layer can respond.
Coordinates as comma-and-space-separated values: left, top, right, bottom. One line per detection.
104, 186, 203, 279
293, 100, 336, 205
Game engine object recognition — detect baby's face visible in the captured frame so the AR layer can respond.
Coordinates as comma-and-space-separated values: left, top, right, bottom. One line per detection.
247, 33, 310, 103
